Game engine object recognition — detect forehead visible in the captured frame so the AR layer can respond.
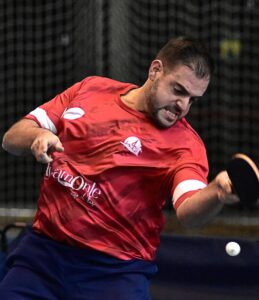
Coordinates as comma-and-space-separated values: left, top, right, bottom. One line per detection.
164, 64, 209, 95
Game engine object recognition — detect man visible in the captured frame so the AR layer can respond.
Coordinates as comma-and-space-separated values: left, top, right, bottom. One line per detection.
1, 37, 239, 299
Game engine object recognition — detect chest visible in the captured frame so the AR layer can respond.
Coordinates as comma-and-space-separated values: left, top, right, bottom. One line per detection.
56, 96, 192, 169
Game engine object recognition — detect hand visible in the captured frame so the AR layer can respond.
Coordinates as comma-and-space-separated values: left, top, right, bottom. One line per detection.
215, 171, 240, 204
31, 130, 64, 163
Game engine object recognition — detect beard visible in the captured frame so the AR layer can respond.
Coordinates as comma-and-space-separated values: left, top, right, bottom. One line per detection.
145, 79, 163, 126
145, 78, 179, 129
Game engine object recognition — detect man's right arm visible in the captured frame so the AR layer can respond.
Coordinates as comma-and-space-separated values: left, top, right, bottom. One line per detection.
2, 118, 64, 163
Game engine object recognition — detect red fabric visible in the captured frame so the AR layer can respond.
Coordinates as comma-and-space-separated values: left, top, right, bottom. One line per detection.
25, 76, 208, 261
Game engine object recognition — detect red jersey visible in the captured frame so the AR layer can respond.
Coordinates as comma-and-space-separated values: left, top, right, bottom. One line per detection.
25, 76, 208, 261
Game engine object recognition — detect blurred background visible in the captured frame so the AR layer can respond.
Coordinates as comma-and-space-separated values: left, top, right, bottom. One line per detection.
0, 1, 259, 298
0, 0, 258, 235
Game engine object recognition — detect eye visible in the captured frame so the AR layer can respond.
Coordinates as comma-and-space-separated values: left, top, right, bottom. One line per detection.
174, 87, 185, 95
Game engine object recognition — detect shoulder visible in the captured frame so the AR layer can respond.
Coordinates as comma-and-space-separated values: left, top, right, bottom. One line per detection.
79, 76, 137, 94
177, 118, 205, 148
167, 118, 207, 165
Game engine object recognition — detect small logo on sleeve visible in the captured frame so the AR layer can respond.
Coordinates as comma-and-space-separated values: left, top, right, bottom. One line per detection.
121, 136, 142, 156
62, 108, 85, 120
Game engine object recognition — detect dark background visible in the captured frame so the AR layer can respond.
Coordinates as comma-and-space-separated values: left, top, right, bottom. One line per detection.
0, 0, 258, 230
1, 1, 259, 298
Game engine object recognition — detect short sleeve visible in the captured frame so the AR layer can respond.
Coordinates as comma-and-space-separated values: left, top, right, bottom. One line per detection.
171, 151, 209, 210
23, 79, 87, 133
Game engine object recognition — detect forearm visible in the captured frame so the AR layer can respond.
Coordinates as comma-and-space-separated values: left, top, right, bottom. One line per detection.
2, 118, 64, 163
2, 119, 46, 156
175, 172, 239, 228
176, 181, 223, 228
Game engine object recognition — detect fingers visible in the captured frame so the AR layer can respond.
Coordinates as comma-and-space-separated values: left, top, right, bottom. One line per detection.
37, 151, 53, 164
217, 171, 233, 193
53, 140, 64, 153
215, 171, 240, 204
31, 131, 64, 164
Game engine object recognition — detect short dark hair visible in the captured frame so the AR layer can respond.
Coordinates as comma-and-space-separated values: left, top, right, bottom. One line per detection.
156, 36, 214, 79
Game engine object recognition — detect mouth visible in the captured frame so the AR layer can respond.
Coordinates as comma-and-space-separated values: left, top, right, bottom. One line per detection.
162, 107, 179, 122
165, 109, 178, 120
150, 106, 181, 128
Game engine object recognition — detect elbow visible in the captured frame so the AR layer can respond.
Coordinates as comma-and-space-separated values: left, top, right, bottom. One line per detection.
176, 212, 205, 229
2, 131, 24, 156
2, 119, 38, 156
175, 201, 208, 229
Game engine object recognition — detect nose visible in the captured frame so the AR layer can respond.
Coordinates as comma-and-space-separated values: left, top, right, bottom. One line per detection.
176, 97, 190, 113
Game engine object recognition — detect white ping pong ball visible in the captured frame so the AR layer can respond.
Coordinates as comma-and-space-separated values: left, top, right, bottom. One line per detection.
225, 241, 241, 256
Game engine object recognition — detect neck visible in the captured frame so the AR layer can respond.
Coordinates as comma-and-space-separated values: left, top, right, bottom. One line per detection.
120, 82, 149, 112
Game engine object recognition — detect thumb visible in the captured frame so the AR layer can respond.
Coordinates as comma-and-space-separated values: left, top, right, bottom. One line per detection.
54, 140, 64, 152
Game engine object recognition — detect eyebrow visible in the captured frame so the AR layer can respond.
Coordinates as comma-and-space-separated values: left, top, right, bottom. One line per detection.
174, 82, 192, 97
174, 82, 202, 99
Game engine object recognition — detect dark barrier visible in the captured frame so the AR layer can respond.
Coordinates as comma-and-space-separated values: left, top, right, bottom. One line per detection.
151, 234, 259, 300
1, 228, 259, 299
0, 222, 28, 281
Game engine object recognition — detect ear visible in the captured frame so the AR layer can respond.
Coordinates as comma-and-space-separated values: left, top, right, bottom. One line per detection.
148, 60, 163, 81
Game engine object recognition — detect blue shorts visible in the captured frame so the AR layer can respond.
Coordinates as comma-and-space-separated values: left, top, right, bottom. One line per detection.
0, 229, 157, 300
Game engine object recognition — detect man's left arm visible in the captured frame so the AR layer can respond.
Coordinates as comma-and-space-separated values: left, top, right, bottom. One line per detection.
175, 170, 239, 228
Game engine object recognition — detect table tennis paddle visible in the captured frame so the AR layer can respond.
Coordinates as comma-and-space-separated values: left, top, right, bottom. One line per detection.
227, 153, 259, 207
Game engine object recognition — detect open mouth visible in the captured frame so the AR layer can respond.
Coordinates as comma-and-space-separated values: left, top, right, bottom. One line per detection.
152, 107, 180, 128
162, 108, 179, 122
166, 109, 177, 119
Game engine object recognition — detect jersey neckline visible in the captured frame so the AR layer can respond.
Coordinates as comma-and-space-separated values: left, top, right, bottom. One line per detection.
115, 85, 150, 121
